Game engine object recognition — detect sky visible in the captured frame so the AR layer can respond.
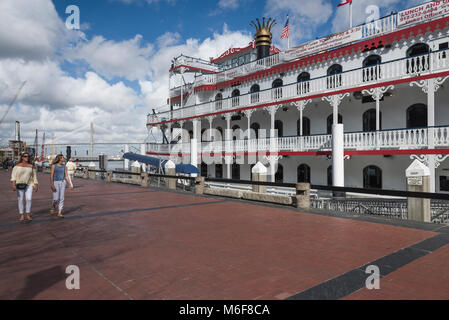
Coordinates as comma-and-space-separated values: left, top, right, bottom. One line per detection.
0, 0, 427, 156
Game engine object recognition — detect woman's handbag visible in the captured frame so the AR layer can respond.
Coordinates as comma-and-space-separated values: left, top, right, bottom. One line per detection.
16, 183, 28, 190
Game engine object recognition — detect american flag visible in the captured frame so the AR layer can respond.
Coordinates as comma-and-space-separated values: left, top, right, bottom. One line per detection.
338, 0, 352, 7
281, 16, 289, 39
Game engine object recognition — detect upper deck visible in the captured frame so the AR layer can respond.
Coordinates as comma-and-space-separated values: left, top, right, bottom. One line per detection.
150, 1, 449, 125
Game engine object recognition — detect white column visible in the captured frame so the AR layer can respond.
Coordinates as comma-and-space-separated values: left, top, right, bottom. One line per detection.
333, 124, 345, 187
428, 78, 436, 193
264, 105, 281, 182
140, 144, 146, 155
322, 94, 349, 188
191, 119, 199, 170
225, 114, 232, 179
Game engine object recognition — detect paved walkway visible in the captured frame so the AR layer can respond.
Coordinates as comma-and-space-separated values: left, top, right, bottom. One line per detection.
0, 170, 448, 300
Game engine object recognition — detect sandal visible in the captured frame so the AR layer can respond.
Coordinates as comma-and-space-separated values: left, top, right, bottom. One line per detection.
57, 214, 65, 218
26, 214, 33, 221
19, 215, 25, 222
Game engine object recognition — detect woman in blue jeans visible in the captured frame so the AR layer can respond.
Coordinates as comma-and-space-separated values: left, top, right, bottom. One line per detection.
50, 154, 73, 218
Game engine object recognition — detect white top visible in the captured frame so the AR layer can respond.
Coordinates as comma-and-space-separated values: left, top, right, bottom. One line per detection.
406, 160, 430, 177
66, 161, 77, 171
11, 166, 38, 187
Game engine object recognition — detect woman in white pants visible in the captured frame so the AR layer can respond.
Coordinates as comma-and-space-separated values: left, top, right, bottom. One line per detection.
50, 154, 72, 218
10, 153, 38, 222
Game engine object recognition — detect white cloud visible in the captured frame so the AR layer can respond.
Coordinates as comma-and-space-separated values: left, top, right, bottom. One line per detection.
0, 0, 66, 60
0, 0, 251, 148
331, 0, 428, 33
219, 0, 240, 9
66, 35, 154, 82
264, 0, 333, 48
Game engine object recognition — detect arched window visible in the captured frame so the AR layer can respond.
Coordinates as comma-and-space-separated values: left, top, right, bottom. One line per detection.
189, 130, 193, 139
272, 79, 283, 100
231, 89, 240, 107
201, 128, 207, 142
250, 164, 255, 181
363, 109, 381, 132
363, 166, 382, 189
250, 84, 260, 104
363, 55, 382, 81
272, 79, 283, 88
215, 164, 223, 178
297, 72, 311, 94
250, 123, 260, 139
407, 104, 427, 128
327, 166, 333, 186
275, 164, 284, 183
201, 163, 208, 177
215, 93, 223, 110
297, 117, 311, 136
232, 164, 240, 180
327, 114, 343, 134
406, 43, 430, 73
250, 84, 260, 93
297, 72, 310, 82
275, 120, 283, 137
298, 164, 311, 183
327, 64, 342, 89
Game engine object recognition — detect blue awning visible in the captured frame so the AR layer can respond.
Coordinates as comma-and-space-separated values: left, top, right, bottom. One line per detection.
123, 153, 200, 175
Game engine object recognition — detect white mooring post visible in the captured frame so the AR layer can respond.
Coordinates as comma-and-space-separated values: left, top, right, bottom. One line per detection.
252, 162, 267, 193
406, 160, 431, 223
165, 160, 176, 190
332, 124, 345, 194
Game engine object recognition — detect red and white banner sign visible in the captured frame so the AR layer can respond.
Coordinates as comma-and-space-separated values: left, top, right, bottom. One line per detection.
283, 26, 363, 61
398, 0, 449, 27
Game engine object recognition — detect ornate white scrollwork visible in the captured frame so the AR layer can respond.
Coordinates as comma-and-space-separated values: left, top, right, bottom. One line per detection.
362, 85, 395, 100
410, 80, 428, 94
411, 77, 449, 94
263, 104, 283, 115
243, 109, 255, 118
344, 155, 351, 161
436, 154, 449, 168
435, 76, 449, 92
206, 116, 215, 124
292, 99, 312, 112
263, 155, 283, 163
410, 154, 429, 166
322, 92, 350, 107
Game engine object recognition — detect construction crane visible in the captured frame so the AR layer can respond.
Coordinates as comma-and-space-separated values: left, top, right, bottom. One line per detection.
0, 81, 26, 125
34, 129, 38, 160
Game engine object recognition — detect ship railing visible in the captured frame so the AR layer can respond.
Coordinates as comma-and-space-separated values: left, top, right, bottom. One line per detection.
150, 49, 449, 124
146, 125, 449, 154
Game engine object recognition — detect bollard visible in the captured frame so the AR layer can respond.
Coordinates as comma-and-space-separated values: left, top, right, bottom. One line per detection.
88, 163, 96, 180
194, 177, 205, 195
82, 168, 89, 179
141, 172, 149, 187
131, 161, 141, 184
295, 183, 311, 209
165, 160, 176, 190
106, 171, 113, 182
251, 162, 267, 193
406, 160, 431, 223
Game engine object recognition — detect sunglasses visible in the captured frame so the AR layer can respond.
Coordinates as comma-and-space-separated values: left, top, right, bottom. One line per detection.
23, 155, 29, 158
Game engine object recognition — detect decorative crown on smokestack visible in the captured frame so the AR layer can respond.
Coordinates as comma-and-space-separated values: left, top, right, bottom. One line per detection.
250, 17, 276, 47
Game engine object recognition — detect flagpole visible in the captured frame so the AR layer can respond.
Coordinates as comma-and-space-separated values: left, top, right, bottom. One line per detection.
350, 2, 353, 28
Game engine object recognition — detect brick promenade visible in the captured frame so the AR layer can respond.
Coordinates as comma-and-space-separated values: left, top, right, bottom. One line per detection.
0, 170, 448, 300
